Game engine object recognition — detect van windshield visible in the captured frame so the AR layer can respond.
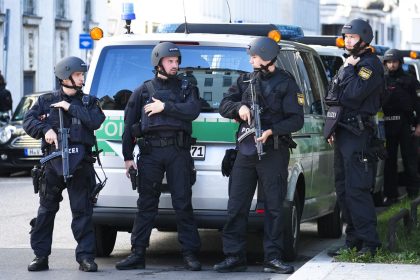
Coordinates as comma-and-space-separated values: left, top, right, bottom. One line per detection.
90, 45, 253, 112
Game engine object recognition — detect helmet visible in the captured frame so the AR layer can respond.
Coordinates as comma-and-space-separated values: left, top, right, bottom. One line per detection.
54, 56, 87, 80
247, 37, 279, 61
383, 49, 402, 63
151, 42, 181, 67
341, 18, 373, 44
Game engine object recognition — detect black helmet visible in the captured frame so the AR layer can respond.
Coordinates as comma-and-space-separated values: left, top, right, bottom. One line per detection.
247, 37, 279, 61
54, 56, 87, 80
151, 42, 181, 67
341, 18, 373, 44
383, 49, 402, 63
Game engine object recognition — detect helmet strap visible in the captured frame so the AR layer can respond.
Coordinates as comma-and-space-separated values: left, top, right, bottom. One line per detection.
254, 58, 276, 72
155, 64, 177, 79
60, 76, 83, 91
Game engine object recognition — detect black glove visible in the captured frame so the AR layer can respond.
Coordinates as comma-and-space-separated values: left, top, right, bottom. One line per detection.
221, 149, 238, 177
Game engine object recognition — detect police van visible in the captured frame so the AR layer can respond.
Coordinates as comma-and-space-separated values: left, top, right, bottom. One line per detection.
85, 21, 342, 261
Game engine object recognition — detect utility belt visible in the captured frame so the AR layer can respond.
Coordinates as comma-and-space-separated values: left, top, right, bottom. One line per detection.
338, 114, 375, 136
265, 135, 297, 150
138, 131, 195, 151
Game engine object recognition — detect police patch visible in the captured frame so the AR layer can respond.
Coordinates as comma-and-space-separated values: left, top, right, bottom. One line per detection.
297, 93, 305, 106
358, 67, 372, 80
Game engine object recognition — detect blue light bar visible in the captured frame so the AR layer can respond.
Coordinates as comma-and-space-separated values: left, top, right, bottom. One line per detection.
275, 25, 304, 40
121, 2, 136, 20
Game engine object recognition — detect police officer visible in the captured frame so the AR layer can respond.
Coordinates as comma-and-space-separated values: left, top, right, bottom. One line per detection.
23, 56, 105, 272
117, 42, 201, 271
327, 19, 383, 257
382, 49, 420, 203
0, 72, 12, 120
213, 37, 304, 274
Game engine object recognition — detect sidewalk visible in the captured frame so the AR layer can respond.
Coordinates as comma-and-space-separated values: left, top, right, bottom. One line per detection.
285, 248, 420, 280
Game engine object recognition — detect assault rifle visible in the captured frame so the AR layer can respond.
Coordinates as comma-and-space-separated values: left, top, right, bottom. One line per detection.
39, 107, 71, 182
245, 77, 265, 160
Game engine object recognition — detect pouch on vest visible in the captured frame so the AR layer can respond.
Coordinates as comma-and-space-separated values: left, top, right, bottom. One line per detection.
50, 144, 86, 176
323, 106, 343, 139
237, 122, 257, 156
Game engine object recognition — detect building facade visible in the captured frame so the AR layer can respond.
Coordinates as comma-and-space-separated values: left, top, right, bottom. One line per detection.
0, 0, 108, 109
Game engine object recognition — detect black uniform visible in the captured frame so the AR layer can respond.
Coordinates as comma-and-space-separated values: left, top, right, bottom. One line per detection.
383, 68, 420, 198
122, 76, 201, 254
333, 50, 383, 250
23, 89, 105, 262
218, 69, 304, 261
0, 85, 12, 113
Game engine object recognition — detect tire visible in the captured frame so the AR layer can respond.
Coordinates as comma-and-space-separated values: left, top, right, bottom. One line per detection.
282, 192, 301, 262
94, 225, 117, 257
317, 202, 343, 238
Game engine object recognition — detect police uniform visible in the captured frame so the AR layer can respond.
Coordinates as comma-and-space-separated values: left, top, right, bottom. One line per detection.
333, 49, 383, 252
218, 69, 304, 265
121, 76, 201, 257
23, 89, 105, 265
383, 68, 420, 199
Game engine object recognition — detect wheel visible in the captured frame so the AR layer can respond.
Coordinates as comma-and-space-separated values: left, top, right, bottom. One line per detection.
94, 225, 117, 257
317, 202, 343, 238
282, 191, 301, 262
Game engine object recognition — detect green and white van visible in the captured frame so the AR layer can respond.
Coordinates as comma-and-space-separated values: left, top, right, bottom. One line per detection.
85, 23, 341, 261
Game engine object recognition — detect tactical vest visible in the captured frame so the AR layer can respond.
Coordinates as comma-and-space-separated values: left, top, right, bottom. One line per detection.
141, 80, 185, 133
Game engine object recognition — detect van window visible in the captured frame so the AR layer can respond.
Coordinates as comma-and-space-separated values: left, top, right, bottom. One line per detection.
90, 45, 252, 112
320, 55, 344, 82
300, 52, 325, 115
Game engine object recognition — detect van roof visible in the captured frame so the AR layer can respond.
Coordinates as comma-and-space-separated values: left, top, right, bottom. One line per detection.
94, 32, 315, 53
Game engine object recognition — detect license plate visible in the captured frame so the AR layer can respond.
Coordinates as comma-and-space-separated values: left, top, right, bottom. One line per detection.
24, 148, 43, 156
190, 145, 205, 160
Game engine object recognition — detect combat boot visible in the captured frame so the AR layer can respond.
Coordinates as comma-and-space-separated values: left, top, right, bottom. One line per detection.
28, 256, 49, 271
327, 240, 363, 257
213, 255, 247, 272
183, 251, 201, 271
116, 250, 145, 270
263, 259, 294, 274
79, 259, 98, 272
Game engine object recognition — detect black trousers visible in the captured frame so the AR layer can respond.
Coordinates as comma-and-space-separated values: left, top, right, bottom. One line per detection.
131, 145, 201, 253
334, 127, 381, 248
30, 161, 96, 262
222, 145, 289, 261
384, 120, 419, 198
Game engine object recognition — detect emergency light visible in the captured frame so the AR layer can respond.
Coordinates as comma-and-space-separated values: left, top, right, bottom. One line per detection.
121, 2, 136, 34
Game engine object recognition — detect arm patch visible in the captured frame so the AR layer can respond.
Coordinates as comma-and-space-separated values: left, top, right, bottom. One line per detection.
358, 67, 372, 80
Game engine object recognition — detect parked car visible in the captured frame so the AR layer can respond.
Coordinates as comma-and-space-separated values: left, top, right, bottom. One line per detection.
86, 22, 342, 260
0, 92, 45, 176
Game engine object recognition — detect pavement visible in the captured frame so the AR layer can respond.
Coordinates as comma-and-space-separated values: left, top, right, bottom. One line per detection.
286, 237, 420, 280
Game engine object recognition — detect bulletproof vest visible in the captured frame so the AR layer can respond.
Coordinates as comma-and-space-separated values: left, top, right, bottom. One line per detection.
46, 92, 96, 147
141, 79, 185, 133
383, 71, 415, 115
242, 71, 287, 131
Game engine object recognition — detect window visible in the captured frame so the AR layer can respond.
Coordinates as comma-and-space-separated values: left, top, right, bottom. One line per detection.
56, 0, 67, 19
23, 0, 36, 15
203, 92, 212, 101
300, 52, 325, 115
320, 55, 344, 82
321, 24, 343, 36
387, 26, 394, 42
24, 71, 35, 95
204, 78, 213, 87
223, 76, 232, 87
91, 45, 252, 111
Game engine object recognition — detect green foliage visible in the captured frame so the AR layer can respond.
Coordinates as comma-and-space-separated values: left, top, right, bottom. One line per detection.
336, 198, 420, 264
